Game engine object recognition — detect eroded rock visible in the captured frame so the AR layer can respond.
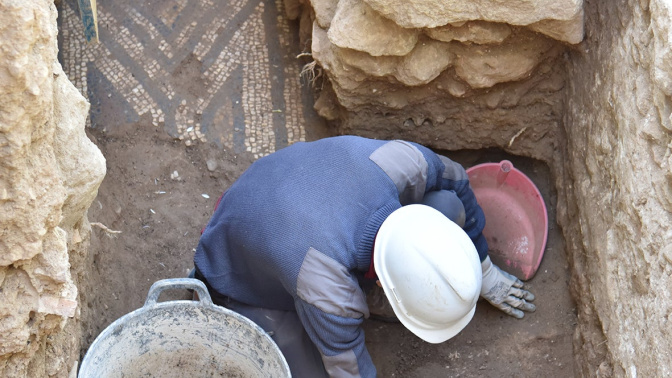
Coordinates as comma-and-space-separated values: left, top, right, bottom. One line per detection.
396, 38, 454, 86
528, 9, 585, 44
0, 0, 106, 376
312, 21, 370, 91
453, 32, 555, 88
328, 0, 419, 56
425, 21, 512, 45
336, 37, 454, 86
338, 47, 398, 78
561, 1, 672, 376
310, 0, 339, 28
361, 0, 583, 28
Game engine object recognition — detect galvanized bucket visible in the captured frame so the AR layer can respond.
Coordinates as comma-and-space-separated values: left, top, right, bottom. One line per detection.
79, 278, 291, 377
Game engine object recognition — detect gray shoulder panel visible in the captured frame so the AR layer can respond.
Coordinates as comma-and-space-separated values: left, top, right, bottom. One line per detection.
438, 154, 468, 181
296, 247, 368, 318
323, 350, 362, 378
369, 140, 428, 205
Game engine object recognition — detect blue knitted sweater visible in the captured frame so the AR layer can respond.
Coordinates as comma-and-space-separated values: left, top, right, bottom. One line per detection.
194, 136, 487, 377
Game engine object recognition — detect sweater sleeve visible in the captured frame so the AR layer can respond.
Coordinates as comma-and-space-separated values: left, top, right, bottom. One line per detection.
294, 298, 376, 378
293, 246, 376, 377
408, 143, 489, 261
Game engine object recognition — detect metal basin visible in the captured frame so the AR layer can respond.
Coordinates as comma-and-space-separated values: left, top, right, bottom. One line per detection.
79, 278, 291, 378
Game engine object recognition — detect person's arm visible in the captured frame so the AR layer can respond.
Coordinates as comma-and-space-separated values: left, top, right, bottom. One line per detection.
295, 299, 375, 377
368, 140, 486, 258
433, 154, 489, 261
401, 142, 488, 260
293, 247, 375, 377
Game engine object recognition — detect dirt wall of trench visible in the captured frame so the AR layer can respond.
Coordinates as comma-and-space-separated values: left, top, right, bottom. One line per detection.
560, 0, 672, 376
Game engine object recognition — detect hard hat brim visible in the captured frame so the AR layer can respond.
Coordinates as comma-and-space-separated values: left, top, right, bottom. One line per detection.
395, 302, 476, 344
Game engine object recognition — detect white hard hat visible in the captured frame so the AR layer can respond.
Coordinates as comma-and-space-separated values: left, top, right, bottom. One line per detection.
374, 204, 482, 344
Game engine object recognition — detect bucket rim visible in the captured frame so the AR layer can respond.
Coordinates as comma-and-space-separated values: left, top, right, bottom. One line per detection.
79, 278, 291, 377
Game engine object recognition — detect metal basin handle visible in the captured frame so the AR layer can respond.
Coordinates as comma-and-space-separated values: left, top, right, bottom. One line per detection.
144, 278, 213, 308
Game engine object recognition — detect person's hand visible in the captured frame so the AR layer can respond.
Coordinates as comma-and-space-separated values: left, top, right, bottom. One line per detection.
480, 256, 536, 318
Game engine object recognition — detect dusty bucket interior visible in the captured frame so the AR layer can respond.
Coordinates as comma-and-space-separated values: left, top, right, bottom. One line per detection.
78, 279, 290, 378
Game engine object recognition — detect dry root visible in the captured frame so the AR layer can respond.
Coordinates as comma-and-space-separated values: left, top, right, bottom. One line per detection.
91, 222, 122, 237
508, 126, 528, 147
298, 55, 323, 88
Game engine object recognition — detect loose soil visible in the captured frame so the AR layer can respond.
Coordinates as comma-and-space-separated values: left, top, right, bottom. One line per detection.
82, 120, 576, 377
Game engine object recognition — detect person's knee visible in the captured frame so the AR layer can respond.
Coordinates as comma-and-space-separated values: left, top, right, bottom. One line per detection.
421, 190, 466, 228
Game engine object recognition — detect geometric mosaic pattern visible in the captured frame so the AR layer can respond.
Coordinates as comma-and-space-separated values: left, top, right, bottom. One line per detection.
59, 0, 308, 158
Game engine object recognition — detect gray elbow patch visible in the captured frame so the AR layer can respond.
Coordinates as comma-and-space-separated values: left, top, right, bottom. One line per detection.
323, 350, 361, 377
296, 247, 368, 318
369, 140, 428, 205
438, 154, 468, 181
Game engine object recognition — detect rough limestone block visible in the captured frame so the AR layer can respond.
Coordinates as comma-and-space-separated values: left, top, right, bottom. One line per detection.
528, 9, 585, 45
425, 21, 512, 45
0, 268, 40, 356
328, 0, 419, 56
312, 21, 370, 91
337, 37, 454, 86
362, 0, 584, 44
0, 0, 63, 267
396, 38, 454, 86
52, 63, 106, 230
0, 0, 106, 376
339, 47, 399, 77
310, 0, 338, 28
651, 1, 672, 130
453, 34, 554, 88
362, 0, 582, 27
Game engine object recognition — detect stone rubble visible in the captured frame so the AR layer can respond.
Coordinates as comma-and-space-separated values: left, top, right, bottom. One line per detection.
305, 0, 581, 138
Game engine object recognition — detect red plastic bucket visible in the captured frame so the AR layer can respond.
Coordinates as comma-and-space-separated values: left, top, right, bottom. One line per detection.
466, 160, 548, 280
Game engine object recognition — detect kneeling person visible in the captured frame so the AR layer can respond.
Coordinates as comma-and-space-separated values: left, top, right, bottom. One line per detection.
193, 136, 535, 377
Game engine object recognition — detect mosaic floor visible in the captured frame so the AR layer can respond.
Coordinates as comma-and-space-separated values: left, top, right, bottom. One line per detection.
58, 0, 317, 158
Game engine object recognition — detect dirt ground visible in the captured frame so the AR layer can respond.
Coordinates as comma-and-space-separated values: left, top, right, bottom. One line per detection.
82, 120, 576, 377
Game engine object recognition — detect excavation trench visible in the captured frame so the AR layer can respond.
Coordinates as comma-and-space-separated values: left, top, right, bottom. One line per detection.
73, 2, 578, 377
3, 0, 669, 376
59, 1, 670, 378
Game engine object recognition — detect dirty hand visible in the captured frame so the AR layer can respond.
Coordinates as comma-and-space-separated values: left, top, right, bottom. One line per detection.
480, 256, 536, 318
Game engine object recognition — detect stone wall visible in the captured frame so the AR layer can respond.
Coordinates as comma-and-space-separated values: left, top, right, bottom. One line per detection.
290, 0, 583, 164
561, 0, 672, 376
0, 0, 106, 376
